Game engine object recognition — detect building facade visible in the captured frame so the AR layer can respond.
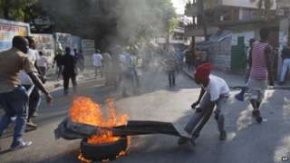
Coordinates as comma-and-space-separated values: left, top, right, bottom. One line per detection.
185, 0, 279, 71
155, 15, 191, 48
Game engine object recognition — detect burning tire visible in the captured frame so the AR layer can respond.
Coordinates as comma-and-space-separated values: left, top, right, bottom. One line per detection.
80, 136, 128, 161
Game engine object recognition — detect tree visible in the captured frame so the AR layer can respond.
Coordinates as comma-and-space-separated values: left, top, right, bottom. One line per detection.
0, 0, 38, 20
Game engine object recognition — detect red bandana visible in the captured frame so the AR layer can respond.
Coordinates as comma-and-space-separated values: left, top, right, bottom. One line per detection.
194, 63, 213, 83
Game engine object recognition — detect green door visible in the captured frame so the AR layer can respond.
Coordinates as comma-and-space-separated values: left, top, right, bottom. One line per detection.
231, 36, 246, 72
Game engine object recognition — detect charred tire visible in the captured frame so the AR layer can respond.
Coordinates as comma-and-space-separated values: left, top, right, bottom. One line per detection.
80, 137, 128, 161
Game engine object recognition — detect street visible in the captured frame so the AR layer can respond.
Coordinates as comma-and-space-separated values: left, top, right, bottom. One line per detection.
0, 70, 290, 163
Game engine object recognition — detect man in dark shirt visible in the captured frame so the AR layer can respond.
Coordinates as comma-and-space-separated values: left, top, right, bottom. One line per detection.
279, 43, 290, 85
53, 53, 63, 80
61, 47, 77, 95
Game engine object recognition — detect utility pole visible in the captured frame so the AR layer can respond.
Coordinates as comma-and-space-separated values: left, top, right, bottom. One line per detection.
198, 0, 208, 41
191, 2, 195, 50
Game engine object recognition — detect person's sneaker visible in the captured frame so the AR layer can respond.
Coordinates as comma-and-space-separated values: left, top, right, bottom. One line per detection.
11, 141, 32, 151
178, 137, 188, 145
26, 121, 38, 128
234, 92, 244, 101
256, 116, 263, 124
219, 130, 227, 141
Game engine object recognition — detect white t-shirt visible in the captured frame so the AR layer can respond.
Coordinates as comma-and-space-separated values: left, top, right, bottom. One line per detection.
37, 56, 49, 68
19, 49, 39, 85
92, 53, 103, 67
205, 75, 230, 101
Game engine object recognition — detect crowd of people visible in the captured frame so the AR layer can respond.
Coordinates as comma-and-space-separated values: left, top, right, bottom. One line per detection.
91, 46, 141, 96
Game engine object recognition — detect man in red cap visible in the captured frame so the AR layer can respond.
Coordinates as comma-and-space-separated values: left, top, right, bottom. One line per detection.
178, 63, 230, 145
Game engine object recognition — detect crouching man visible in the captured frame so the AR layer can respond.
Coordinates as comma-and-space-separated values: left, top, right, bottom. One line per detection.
179, 63, 230, 145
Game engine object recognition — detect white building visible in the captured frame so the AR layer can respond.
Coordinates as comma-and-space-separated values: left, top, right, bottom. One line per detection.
155, 15, 191, 47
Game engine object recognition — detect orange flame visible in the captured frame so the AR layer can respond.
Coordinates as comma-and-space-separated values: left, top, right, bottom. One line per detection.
69, 97, 128, 144
78, 153, 92, 163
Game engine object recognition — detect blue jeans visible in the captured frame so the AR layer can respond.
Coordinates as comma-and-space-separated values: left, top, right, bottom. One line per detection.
0, 86, 29, 146
279, 58, 290, 82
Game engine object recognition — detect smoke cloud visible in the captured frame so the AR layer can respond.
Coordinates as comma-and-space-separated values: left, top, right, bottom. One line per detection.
39, 0, 176, 49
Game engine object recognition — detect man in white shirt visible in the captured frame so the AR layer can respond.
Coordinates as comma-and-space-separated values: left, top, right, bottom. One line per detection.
178, 63, 230, 145
92, 49, 104, 78
19, 48, 38, 86
37, 51, 49, 77
19, 37, 41, 128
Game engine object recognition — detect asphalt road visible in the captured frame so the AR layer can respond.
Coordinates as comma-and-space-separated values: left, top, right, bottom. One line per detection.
1, 70, 290, 163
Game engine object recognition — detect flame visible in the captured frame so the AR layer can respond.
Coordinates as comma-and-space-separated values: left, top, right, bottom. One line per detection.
78, 153, 92, 163
69, 97, 128, 144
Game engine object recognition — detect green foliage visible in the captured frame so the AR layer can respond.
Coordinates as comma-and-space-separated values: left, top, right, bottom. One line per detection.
0, 0, 38, 20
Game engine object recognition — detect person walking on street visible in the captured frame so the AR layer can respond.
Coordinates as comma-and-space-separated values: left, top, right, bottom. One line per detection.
185, 49, 194, 71
246, 28, 274, 123
279, 42, 290, 85
245, 38, 256, 83
247, 28, 274, 123
37, 51, 49, 78
92, 49, 104, 78
119, 51, 134, 96
0, 36, 52, 151
178, 63, 229, 145
62, 47, 77, 96
162, 46, 178, 88
103, 52, 114, 86
130, 51, 140, 89
74, 49, 85, 73
21, 36, 42, 128
53, 53, 63, 80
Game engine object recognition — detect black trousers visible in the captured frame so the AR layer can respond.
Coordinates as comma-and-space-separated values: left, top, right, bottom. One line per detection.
63, 73, 77, 94
168, 70, 176, 87
56, 66, 62, 79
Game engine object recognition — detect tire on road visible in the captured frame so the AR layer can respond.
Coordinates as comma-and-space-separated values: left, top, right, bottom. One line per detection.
80, 136, 128, 161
